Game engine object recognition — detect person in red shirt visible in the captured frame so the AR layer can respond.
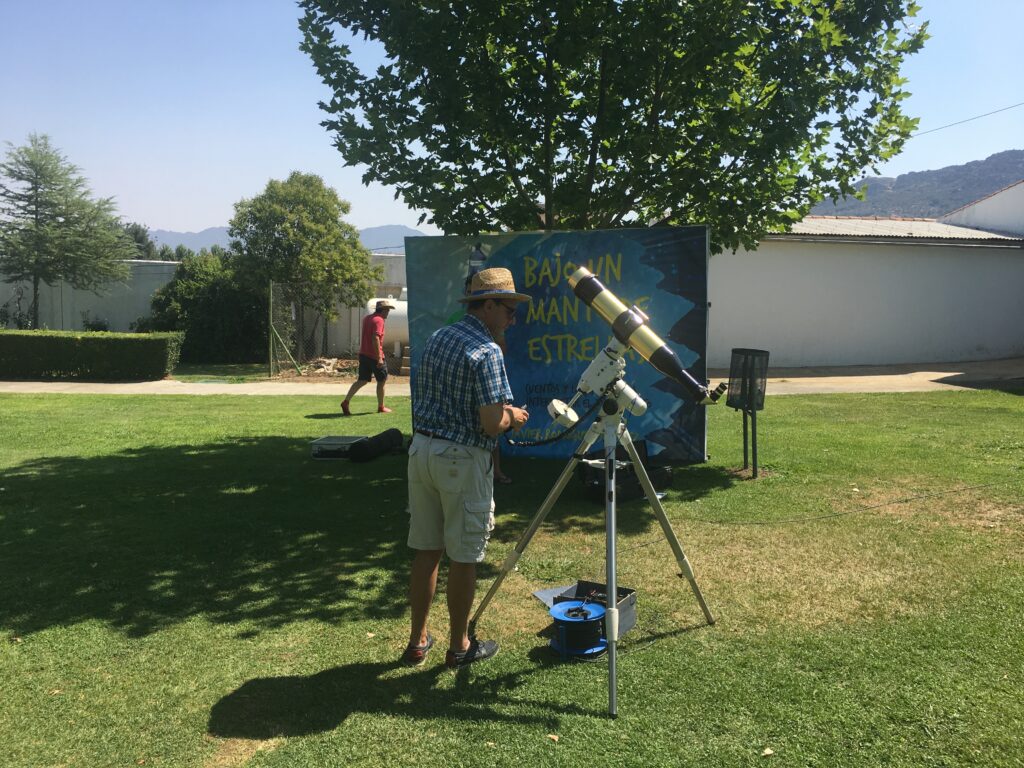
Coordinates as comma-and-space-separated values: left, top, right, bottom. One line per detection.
341, 300, 394, 415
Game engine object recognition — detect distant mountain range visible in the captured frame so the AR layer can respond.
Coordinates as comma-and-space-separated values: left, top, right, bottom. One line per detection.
151, 227, 232, 251
151, 224, 424, 253
357, 225, 424, 252
812, 150, 1024, 218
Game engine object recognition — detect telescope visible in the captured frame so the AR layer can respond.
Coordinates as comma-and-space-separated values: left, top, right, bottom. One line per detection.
474, 266, 719, 719
567, 266, 726, 404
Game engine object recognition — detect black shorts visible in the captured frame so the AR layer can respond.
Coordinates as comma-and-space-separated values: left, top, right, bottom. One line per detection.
358, 354, 388, 382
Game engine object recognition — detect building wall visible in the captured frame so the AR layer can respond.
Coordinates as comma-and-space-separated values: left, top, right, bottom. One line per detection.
941, 182, 1024, 236
0, 260, 179, 331
707, 239, 1024, 367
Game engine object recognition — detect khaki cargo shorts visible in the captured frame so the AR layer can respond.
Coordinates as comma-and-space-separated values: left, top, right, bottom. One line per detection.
407, 432, 495, 563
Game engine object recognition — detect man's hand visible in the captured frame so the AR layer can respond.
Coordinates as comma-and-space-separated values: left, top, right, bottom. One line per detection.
479, 403, 529, 437
505, 405, 529, 432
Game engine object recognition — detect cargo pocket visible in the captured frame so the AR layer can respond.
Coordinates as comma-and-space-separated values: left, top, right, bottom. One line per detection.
407, 438, 426, 490
462, 498, 495, 560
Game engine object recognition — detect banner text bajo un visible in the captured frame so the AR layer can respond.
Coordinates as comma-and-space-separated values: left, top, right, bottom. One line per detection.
522, 252, 623, 289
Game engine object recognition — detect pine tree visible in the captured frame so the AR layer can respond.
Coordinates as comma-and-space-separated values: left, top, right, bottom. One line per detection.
0, 134, 134, 327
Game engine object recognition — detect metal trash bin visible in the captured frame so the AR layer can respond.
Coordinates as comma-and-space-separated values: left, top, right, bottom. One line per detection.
726, 348, 769, 477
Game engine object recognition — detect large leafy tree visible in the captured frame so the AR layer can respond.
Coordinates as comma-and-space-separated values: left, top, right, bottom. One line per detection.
300, 0, 927, 251
0, 134, 134, 326
228, 171, 381, 313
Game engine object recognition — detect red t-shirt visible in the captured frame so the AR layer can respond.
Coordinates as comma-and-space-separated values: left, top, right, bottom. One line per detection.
359, 312, 385, 359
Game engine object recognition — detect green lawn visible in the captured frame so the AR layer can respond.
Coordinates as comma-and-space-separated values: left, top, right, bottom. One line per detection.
0, 391, 1022, 767
171, 362, 271, 382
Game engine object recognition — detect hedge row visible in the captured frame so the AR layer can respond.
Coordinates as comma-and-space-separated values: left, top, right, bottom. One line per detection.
0, 330, 184, 381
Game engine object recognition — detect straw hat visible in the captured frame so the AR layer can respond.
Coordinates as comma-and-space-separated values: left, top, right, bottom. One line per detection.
459, 267, 531, 303
375, 300, 396, 311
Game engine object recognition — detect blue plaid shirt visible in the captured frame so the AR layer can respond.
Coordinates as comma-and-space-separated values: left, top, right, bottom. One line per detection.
412, 314, 512, 451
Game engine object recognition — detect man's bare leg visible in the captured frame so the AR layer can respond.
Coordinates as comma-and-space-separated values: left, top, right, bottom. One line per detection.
342, 379, 368, 413
447, 560, 477, 652
409, 549, 443, 646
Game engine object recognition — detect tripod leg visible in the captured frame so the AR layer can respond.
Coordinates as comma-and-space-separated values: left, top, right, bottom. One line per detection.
469, 423, 603, 631
619, 429, 715, 626
604, 418, 620, 719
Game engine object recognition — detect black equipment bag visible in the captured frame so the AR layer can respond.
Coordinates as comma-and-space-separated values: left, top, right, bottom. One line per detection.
348, 428, 404, 462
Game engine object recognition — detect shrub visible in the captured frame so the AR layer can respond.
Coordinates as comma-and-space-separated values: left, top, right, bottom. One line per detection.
130, 315, 158, 333
0, 330, 183, 381
80, 311, 110, 332
0, 286, 33, 329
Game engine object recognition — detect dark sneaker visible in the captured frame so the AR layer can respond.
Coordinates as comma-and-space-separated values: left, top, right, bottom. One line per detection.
400, 633, 434, 667
445, 636, 499, 668
341, 400, 351, 416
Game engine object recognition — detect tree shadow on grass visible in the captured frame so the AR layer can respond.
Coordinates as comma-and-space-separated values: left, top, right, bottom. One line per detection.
208, 660, 602, 738
0, 438, 412, 639
934, 374, 1024, 396
489, 457, 738, 544
0, 440, 735, 641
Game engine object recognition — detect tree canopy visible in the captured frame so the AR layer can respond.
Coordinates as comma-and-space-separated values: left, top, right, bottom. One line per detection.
300, 0, 927, 251
124, 222, 159, 260
228, 171, 381, 313
122, 222, 183, 262
0, 134, 134, 326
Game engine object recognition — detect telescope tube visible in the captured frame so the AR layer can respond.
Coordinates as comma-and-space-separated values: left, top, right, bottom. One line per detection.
568, 266, 710, 402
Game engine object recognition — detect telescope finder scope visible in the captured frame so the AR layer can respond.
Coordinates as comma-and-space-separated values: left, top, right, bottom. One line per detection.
567, 266, 715, 403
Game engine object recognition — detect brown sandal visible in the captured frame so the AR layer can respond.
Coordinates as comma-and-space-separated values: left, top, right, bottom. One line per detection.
400, 633, 435, 666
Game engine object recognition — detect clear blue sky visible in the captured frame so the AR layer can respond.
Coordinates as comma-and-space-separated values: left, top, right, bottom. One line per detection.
2, 0, 1021, 236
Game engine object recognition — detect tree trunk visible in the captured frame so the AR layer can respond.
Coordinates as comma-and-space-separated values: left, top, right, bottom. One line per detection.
31, 274, 40, 329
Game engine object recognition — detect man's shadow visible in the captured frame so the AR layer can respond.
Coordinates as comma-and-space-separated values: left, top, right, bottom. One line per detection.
208, 660, 602, 738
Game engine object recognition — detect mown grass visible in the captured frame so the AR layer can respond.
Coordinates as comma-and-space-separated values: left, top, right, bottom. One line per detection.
171, 363, 271, 382
0, 391, 1021, 767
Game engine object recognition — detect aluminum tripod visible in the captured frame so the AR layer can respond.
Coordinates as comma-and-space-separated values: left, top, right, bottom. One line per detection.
469, 386, 715, 718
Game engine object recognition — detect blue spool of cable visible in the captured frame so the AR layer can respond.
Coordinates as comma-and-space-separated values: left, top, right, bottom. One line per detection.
550, 599, 608, 660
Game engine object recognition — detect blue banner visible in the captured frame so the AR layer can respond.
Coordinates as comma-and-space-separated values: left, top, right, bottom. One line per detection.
406, 228, 709, 464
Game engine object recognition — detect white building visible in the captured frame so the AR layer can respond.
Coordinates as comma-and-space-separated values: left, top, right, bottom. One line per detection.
940, 179, 1024, 236
708, 212, 1024, 367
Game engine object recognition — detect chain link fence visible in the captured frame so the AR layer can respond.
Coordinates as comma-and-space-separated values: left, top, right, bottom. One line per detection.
268, 281, 333, 376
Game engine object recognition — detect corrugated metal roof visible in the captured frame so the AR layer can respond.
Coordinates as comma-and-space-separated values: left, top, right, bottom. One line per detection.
772, 216, 1021, 242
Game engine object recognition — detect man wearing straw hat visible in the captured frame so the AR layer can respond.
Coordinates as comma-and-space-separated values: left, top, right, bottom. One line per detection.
402, 267, 531, 668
